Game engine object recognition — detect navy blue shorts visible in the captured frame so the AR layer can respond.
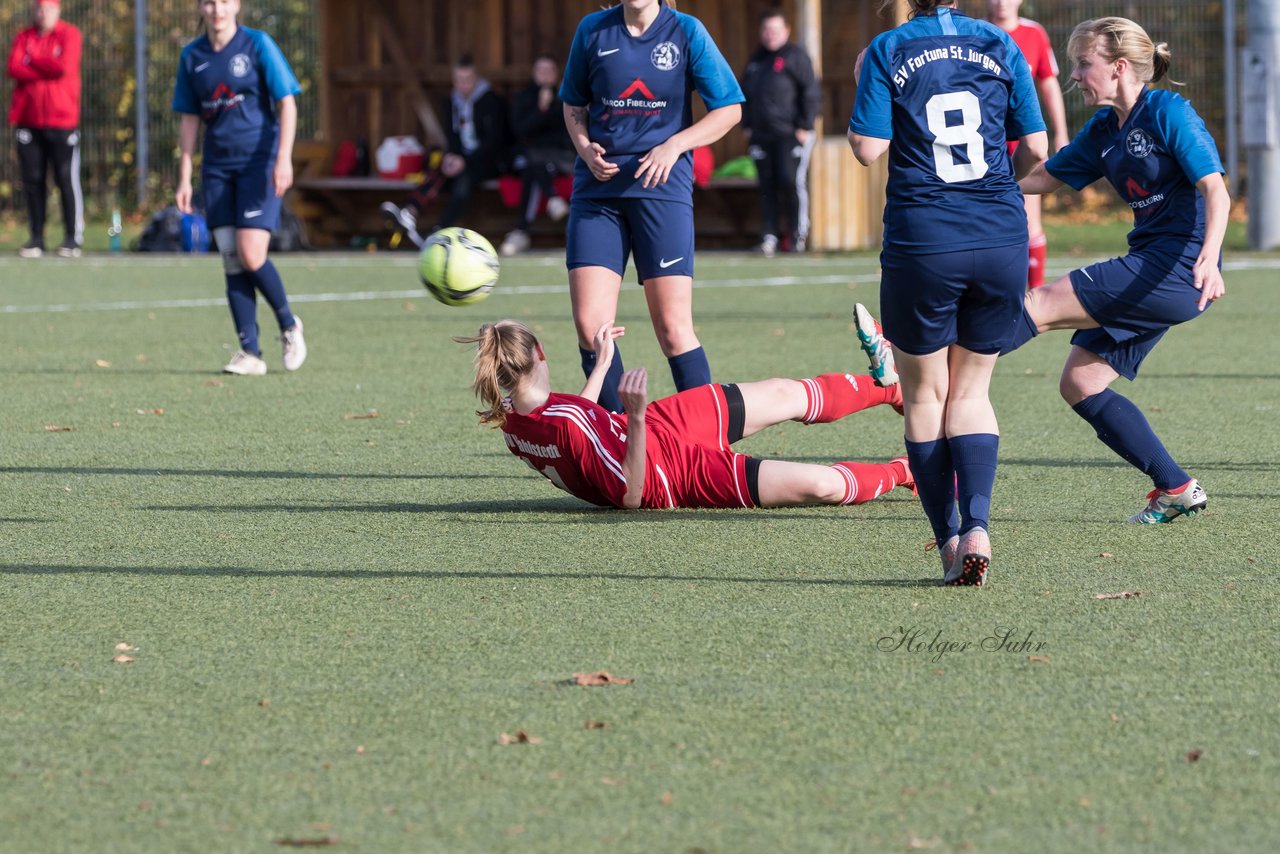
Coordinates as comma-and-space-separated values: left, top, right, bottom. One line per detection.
1068, 251, 1207, 380
879, 242, 1028, 356
203, 163, 282, 231
566, 197, 694, 281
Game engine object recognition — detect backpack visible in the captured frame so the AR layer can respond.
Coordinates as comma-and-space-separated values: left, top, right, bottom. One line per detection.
270, 204, 310, 253
132, 206, 187, 252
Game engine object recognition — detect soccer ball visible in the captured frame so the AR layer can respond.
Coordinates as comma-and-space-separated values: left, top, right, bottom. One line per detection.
418, 227, 500, 306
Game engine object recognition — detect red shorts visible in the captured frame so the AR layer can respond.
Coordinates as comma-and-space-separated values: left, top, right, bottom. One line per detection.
644, 384, 757, 509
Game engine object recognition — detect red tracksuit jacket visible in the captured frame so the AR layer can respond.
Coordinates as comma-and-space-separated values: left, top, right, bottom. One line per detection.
7, 20, 82, 129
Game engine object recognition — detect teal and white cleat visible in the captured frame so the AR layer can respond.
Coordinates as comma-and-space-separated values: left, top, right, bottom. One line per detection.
1128, 479, 1207, 524
853, 303, 899, 387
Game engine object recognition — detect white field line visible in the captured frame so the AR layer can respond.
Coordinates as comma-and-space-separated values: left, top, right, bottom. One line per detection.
2, 256, 1275, 316
0, 273, 883, 315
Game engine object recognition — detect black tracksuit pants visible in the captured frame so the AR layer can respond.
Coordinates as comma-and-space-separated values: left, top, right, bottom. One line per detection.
16, 126, 83, 247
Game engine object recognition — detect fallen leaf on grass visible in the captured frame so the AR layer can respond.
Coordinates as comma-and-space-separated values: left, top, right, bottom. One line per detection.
1186, 749, 1203, 763
94, 359, 111, 368
1098, 552, 1114, 558
1028, 655, 1050, 663
661, 791, 673, 806
583, 721, 608, 729
497, 730, 542, 745
135, 354, 148, 362
112, 655, 134, 664
274, 837, 339, 847
601, 776, 624, 786
343, 410, 380, 420
1094, 591, 1140, 600
908, 836, 941, 850
135, 408, 164, 416
45, 425, 74, 432
355, 745, 366, 755
573, 671, 633, 686
114, 642, 136, 652
257, 699, 271, 707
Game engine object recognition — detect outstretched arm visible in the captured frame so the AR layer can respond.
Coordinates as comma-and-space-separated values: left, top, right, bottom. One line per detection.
617, 368, 649, 509
1018, 159, 1063, 196
1193, 172, 1230, 310
579, 321, 626, 403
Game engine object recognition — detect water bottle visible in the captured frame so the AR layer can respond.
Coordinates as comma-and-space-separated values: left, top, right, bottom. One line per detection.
109, 209, 123, 253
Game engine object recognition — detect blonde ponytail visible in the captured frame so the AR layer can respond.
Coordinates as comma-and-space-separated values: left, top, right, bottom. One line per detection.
1067, 17, 1182, 86
454, 321, 541, 426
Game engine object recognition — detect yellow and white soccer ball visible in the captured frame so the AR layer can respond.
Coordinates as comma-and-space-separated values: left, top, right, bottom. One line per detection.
418, 227, 499, 306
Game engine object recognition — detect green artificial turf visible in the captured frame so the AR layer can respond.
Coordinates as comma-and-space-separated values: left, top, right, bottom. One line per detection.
2, 250, 1277, 852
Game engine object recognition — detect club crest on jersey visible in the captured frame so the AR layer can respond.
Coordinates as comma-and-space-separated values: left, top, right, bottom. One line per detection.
651, 41, 680, 71
230, 53, 252, 78
1126, 128, 1154, 159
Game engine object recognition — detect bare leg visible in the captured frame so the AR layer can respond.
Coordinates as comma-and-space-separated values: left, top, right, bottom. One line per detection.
944, 346, 999, 437
1024, 274, 1101, 332
894, 346, 950, 442
569, 266, 623, 348
756, 459, 909, 507
735, 378, 809, 438
1059, 345, 1120, 405
641, 274, 700, 356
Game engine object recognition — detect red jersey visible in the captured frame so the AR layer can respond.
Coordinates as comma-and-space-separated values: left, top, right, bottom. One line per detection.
1007, 18, 1058, 82
7, 20, 82, 128
500, 387, 755, 510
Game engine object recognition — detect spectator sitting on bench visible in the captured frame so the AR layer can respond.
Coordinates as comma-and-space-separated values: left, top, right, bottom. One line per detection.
499, 54, 576, 256
381, 55, 508, 243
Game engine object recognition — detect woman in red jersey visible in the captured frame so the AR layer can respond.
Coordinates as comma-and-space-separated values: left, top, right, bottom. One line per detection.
457, 320, 913, 510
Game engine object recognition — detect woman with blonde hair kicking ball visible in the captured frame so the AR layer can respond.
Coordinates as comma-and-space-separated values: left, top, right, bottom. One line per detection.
1004, 17, 1228, 523
457, 320, 912, 511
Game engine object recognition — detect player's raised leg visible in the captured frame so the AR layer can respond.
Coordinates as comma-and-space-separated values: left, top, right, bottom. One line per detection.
734, 373, 900, 440
1059, 345, 1206, 523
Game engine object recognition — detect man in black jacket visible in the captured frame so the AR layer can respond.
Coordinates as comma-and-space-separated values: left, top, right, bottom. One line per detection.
741, 8, 821, 256
382, 56, 508, 241
499, 55, 576, 256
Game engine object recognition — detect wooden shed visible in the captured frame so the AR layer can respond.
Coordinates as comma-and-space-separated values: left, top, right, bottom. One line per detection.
294, 0, 897, 249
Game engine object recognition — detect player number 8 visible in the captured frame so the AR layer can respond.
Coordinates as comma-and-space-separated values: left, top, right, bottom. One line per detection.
925, 91, 988, 183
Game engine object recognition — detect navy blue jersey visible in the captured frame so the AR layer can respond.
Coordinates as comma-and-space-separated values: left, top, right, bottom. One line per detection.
560, 4, 743, 203
1047, 87, 1223, 258
850, 8, 1044, 252
172, 27, 302, 169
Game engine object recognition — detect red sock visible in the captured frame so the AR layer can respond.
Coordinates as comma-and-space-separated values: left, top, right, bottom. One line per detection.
800, 374, 893, 424
1028, 233, 1047, 289
830, 461, 907, 505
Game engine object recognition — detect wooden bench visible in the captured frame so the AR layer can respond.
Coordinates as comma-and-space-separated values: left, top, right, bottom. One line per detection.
290, 172, 762, 250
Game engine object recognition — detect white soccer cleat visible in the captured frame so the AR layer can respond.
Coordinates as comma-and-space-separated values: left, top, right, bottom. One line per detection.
1128, 479, 1207, 524
546, 195, 569, 222
499, 229, 530, 257
281, 316, 307, 371
758, 234, 778, 258
223, 349, 268, 376
936, 534, 959, 580
945, 528, 990, 587
17, 240, 43, 258
853, 303, 899, 387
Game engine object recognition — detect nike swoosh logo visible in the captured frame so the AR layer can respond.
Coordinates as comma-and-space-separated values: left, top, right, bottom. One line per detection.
1102, 146, 1115, 157
658, 257, 684, 269
195, 62, 210, 72
244, 210, 263, 219
597, 48, 621, 57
